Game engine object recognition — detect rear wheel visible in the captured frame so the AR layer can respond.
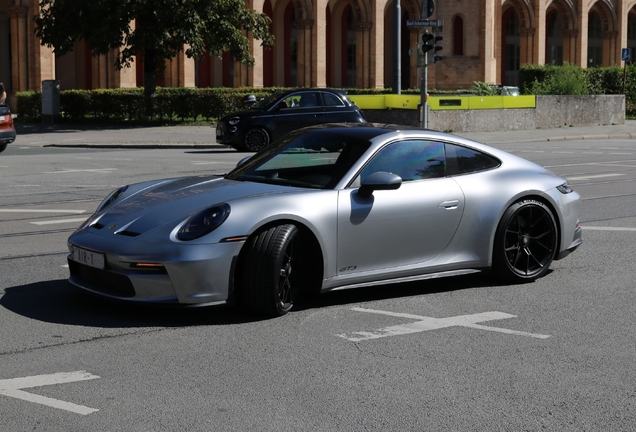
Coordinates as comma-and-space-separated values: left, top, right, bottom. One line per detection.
243, 127, 270, 152
241, 224, 301, 317
493, 199, 558, 282
0, 143, 6, 153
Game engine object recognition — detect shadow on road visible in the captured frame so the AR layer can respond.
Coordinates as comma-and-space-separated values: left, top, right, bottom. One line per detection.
0, 273, 520, 329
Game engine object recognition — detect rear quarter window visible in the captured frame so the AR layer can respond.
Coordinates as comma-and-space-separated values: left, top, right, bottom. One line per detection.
445, 143, 501, 176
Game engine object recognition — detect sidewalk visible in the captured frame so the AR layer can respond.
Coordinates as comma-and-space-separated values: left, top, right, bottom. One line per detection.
13, 120, 636, 149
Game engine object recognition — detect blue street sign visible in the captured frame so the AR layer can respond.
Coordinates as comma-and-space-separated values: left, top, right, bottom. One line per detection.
407, 19, 444, 27
622, 48, 630, 62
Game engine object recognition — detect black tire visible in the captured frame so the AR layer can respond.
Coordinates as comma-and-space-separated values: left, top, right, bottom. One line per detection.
492, 199, 558, 282
243, 127, 270, 152
241, 224, 301, 317
0, 143, 6, 153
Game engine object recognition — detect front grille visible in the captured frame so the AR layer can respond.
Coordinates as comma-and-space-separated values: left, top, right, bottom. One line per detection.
68, 259, 135, 297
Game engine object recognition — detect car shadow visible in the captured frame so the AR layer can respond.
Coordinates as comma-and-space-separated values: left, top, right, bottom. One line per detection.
0, 279, 254, 327
294, 273, 514, 313
14, 123, 162, 136
184, 150, 240, 155
0, 272, 536, 327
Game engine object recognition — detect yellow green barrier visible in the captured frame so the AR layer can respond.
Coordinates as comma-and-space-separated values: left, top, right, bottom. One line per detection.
349, 94, 535, 110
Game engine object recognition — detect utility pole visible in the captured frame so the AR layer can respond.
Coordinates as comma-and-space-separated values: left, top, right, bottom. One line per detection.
406, 0, 443, 128
393, 0, 401, 94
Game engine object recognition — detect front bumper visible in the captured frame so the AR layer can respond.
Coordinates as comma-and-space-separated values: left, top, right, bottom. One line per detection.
67, 231, 244, 306
216, 122, 243, 146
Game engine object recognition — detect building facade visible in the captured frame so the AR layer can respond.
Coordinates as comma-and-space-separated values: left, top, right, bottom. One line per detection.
2, 0, 636, 109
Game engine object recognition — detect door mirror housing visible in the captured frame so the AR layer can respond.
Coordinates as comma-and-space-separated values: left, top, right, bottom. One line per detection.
358, 171, 402, 198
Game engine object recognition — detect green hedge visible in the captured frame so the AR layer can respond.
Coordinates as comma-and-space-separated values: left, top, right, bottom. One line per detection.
15, 87, 288, 123
519, 63, 636, 116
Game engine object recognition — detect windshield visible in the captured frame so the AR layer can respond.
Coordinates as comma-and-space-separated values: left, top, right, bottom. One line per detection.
251, 91, 286, 110
226, 129, 371, 189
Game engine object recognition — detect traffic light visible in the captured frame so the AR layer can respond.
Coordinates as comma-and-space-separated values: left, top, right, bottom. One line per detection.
421, 32, 434, 57
425, 0, 434, 18
421, 32, 443, 64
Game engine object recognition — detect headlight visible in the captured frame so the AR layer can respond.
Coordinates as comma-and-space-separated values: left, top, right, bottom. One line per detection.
96, 186, 128, 212
177, 203, 231, 241
228, 117, 240, 126
557, 182, 573, 194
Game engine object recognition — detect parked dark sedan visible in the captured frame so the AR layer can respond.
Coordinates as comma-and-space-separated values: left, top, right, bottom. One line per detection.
216, 88, 366, 151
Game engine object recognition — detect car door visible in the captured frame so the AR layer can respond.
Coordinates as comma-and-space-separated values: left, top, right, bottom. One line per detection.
336, 140, 465, 275
320, 91, 364, 123
270, 91, 326, 140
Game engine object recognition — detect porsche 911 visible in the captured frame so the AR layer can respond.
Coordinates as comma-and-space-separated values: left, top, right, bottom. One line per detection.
67, 123, 582, 317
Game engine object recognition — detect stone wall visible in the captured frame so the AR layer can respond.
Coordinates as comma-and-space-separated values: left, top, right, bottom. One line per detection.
362, 95, 625, 133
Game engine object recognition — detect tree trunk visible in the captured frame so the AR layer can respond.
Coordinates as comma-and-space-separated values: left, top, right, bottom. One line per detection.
143, 48, 157, 117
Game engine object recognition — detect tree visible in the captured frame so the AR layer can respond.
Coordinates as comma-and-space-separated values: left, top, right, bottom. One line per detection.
35, 0, 274, 115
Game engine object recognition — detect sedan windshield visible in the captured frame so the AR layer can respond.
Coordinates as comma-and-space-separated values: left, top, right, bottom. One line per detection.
226, 129, 371, 189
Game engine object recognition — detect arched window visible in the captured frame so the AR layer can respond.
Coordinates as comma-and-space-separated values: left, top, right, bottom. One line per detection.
628, 14, 636, 64
453, 16, 464, 56
346, 7, 356, 86
503, 8, 520, 85
588, 12, 603, 67
284, 3, 298, 86
546, 11, 563, 65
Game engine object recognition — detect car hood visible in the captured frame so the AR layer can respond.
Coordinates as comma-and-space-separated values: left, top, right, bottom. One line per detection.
88, 175, 303, 236
221, 109, 266, 120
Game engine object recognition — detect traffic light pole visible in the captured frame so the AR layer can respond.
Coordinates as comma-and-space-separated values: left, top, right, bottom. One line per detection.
420, 56, 428, 129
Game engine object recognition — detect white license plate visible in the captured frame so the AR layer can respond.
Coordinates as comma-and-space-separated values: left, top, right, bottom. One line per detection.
73, 247, 105, 269
216, 128, 222, 137
0, 116, 5, 121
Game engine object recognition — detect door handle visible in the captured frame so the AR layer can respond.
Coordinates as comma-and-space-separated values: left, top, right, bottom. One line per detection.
439, 200, 459, 209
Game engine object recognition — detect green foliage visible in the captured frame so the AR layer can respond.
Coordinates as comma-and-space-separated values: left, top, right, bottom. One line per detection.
34, 0, 273, 70
519, 63, 636, 116
523, 64, 588, 95
15, 87, 291, 123
15, 91, 42, 121
470, 81, 498, 96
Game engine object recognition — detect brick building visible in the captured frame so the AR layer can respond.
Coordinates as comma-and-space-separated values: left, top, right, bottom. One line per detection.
1, 0, 636, 109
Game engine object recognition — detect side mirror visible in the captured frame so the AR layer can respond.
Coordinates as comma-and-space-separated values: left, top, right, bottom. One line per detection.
358, 171, 402, 198
236, 156, 252, 167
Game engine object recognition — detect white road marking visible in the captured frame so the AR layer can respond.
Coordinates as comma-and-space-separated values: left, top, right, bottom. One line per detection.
0, 209, 86, 214
42, 168, 117, 174
191, 161, 225, 165
0, 371, 100, 415
30, 218, 87, 226
337, 308, 550, 342
582, 226, 636, 232
568, 173, 625, 181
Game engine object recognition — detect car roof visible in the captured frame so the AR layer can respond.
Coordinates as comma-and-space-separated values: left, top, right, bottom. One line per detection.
274, 88, 347, 97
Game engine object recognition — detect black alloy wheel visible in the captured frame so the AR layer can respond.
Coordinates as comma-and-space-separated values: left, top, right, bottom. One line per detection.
493, 199, 558, 282
241, 224, 300, 316
243, 127, 270, 152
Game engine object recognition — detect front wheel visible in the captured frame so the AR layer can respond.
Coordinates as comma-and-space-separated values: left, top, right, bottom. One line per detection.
243, 127, 270, 152
492, 199, 558, 283
241, 224, 301, 317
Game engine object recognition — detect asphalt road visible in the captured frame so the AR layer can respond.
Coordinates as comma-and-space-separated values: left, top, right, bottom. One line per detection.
0, 125, 635, 431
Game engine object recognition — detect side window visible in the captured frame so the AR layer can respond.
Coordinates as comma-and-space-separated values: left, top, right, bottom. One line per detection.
322, 92, 345, 107
359, 140, 445, 183
445, 143, 501, 175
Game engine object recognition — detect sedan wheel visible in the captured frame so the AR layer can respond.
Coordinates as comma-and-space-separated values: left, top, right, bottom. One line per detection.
241, 224, 300, 316
493, 199, 558, 282
243, 128, 270, 152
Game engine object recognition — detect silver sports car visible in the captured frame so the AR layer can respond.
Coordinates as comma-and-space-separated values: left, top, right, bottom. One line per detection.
67, 123, 582, 317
